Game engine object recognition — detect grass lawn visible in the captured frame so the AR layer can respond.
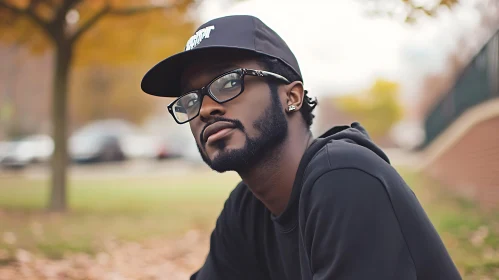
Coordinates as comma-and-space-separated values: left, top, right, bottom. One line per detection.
0, 167, 498, 278
0, 170, 239, 260
401, 171, 499, 279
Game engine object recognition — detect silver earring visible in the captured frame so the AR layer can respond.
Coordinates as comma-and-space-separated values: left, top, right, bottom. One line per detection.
288, 105, 296, 112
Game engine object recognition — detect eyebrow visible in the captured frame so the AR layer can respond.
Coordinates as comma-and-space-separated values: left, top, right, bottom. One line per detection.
181, 63, 241, 93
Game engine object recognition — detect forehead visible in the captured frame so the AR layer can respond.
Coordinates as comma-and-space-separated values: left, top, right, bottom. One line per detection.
180, 50, 262, 91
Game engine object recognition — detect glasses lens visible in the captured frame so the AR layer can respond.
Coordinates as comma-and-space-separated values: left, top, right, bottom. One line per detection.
172, 92, 201, 123
209, 71, 243, 102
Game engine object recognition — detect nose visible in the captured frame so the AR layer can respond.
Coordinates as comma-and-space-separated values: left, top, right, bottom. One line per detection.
199, 95, 226, 121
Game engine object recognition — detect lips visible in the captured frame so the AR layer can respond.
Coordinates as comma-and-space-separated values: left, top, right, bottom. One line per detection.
202, 121, 236, 143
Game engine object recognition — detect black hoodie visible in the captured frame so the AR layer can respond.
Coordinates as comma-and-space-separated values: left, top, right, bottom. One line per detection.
191, 123, 462, 280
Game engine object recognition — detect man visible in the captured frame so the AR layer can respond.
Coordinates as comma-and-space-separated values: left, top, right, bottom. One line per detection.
141, 15, 461, 280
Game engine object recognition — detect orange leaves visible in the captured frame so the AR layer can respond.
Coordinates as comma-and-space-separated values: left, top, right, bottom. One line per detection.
1, 0, 198, 126
0, 0, 197, 65
0, 230, 210, 280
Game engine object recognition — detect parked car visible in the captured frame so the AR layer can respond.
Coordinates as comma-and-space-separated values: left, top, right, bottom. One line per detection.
120, 133, 159, 160
0, 134, 54, 169
0, 141, 14, 162
69, 119, 133, 163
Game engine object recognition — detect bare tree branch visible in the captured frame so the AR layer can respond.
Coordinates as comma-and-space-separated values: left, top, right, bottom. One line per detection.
0, 0, 52, 34
28, 0, 42, 10
70, 5, 110, 43
70, 2, 180, 43
360, 0, 458, 23
41, 0, 58, 7
108, 4, 171, 16
53, 0, 81, 24
0, 1, 24, 14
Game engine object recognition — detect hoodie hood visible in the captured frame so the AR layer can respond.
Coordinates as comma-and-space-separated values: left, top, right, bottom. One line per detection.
270, 122, 391, 227
316, 122, 390, 164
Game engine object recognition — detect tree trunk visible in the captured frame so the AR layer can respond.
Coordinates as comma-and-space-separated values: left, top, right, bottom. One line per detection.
48, 43, 73, 212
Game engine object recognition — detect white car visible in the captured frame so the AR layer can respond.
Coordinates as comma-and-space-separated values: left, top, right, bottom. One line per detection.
0, 134, 54, 168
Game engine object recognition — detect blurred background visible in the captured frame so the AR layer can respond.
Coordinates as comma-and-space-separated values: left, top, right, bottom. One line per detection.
0, 0, 498, 279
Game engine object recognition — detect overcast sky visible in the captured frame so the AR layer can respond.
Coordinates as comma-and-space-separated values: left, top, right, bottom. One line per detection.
194, 0, 483, 101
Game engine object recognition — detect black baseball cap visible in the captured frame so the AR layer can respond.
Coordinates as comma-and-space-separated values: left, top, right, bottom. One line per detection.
141, 15, 302, 97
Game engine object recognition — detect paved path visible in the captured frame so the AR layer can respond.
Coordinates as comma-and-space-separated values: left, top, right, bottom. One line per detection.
0, 158, 211, 180
0, 148, 422, 181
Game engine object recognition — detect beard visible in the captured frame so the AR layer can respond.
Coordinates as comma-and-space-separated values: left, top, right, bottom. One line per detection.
196, 87, 288, 173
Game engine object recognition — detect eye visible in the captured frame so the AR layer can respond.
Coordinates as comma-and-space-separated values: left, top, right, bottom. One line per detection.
186, 98, 197, 108
178, 93, 199, 109
222, 79, 241, 89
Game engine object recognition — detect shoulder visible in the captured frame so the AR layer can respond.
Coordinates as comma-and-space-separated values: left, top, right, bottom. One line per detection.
302, 139, 392, 186
298, 139, 420, 225
301, 168, 387, 210
298, 138, 411, 212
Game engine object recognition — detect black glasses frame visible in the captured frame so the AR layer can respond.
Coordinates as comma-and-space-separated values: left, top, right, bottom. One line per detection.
167, 68, 291, 124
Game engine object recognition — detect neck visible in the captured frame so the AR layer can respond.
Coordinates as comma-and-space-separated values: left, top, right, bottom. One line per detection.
239, 128, 313, 216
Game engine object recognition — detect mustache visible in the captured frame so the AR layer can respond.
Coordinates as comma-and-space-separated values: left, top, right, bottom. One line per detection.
200, 117, 245, 146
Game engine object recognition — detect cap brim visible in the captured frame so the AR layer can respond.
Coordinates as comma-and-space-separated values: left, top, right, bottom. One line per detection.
141, 46, 259, 98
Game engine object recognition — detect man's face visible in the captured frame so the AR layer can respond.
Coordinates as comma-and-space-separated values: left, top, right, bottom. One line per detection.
180, 52, 289, 173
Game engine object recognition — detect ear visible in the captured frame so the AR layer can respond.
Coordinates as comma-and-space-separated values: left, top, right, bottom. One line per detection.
284, 81, 305, 113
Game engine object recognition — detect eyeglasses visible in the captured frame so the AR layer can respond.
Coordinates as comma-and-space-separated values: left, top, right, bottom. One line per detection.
167, 68, 290, 124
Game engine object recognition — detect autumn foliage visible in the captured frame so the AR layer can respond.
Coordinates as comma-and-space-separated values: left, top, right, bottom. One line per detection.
0, 0, 197, 211
335, 79, 404, 141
